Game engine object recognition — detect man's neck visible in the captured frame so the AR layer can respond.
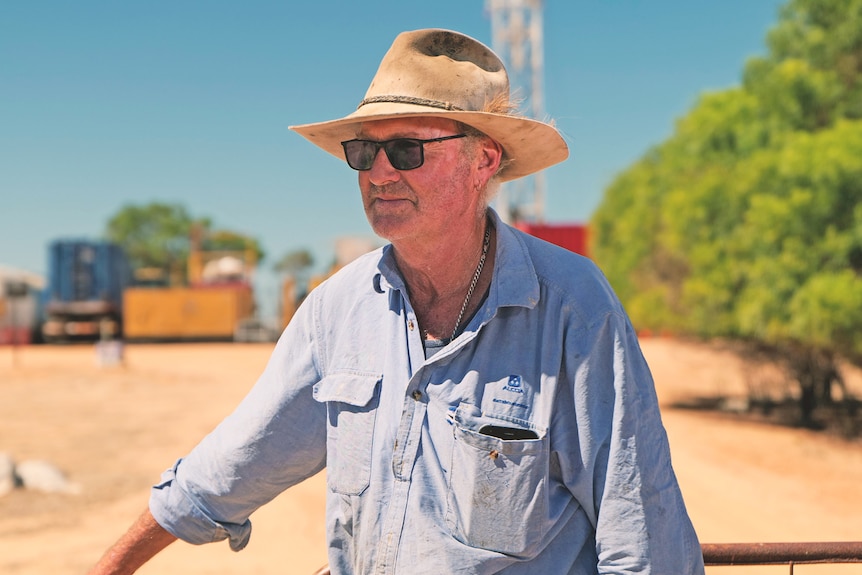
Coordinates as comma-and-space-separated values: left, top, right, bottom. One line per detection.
393, 214, 495, 341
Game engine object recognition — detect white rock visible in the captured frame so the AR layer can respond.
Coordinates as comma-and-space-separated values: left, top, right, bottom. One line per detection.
15, 459, 81, 495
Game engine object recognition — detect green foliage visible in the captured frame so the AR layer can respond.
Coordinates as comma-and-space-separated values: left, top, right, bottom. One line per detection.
205, 229, 266, 264
273, 249, 314, 277
105, 202, 194, 273
591, 0, 862, 367
105, 202, 265, 282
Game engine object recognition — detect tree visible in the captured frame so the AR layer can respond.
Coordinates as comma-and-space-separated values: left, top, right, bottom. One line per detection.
591, 0, 862, 428
273, 248, 314, 287
105, 202, 265, 285
105, 202, 194, 279
204, 229, 266, 265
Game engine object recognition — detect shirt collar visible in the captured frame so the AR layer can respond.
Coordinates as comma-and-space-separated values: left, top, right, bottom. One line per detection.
488, 208, 540, 311
375, 208, 540, 311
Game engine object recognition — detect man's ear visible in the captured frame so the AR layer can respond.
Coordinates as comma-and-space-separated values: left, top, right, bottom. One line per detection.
477, 138, 504, 177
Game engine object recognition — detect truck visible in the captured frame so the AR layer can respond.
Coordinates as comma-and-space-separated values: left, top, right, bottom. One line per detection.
41, 240, 131, 343
0, 266, 45, 345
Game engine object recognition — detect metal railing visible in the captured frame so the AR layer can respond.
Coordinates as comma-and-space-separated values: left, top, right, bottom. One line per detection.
702, 542, 862, 573
311, 542, 862, 574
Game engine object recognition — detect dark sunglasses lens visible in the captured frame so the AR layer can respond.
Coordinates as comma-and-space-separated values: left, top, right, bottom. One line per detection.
342, 140, 377, 170
384, 139, 423, 170
341, 138, 427, 171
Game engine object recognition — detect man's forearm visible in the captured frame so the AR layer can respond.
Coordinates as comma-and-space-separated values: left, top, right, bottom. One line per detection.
88, 508, 178, 575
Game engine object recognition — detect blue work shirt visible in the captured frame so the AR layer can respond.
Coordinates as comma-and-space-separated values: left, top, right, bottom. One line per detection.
150, 210, 705, 574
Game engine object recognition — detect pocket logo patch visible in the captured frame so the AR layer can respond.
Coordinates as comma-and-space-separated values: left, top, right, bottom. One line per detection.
502, 375, 524, 394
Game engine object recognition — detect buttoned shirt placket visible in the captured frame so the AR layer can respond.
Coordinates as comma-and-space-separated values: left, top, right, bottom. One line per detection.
372, 286, 478, 574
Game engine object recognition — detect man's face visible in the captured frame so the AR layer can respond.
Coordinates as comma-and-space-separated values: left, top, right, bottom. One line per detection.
356, 117, 483, 244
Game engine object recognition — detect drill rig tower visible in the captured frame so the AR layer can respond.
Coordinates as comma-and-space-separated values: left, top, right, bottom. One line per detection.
487, 0, 546, 223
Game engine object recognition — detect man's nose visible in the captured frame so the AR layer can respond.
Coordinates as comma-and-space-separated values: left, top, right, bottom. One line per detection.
367, 146, 400, 185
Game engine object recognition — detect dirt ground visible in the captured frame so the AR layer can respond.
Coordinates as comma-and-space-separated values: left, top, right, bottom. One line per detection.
1, 339, 861, 575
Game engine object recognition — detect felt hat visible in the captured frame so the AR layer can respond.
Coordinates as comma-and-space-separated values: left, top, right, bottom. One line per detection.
289, 28, 568, 182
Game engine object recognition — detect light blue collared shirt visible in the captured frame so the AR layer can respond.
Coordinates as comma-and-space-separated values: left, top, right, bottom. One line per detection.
150, 210, 704, 574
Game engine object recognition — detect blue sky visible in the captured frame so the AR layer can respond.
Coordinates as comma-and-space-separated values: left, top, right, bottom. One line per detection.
1, 1, 785, 315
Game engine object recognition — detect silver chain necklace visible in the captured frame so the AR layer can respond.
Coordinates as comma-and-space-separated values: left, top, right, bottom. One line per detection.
449, 223, 492, 341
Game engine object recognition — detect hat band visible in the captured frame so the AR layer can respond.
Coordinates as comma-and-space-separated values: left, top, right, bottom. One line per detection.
357, 95, 465, 111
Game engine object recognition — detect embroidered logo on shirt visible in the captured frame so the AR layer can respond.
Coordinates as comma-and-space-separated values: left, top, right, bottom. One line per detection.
502, 375, 524, 394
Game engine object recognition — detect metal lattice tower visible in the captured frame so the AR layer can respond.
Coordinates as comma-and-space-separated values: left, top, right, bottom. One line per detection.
486, 0, 545, 223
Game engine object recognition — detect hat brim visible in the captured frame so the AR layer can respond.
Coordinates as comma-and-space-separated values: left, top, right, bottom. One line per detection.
290, 103, 568, 182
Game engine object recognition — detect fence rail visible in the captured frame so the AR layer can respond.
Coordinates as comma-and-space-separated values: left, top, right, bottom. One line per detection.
702, 541, 862, 567
311, 542, 862, 574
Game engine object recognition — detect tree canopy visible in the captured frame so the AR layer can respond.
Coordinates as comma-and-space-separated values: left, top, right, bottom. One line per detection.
105, 203, 194, 275
105, 202, 265, 283
273, 249, 314, 278
591, 0, 862, 423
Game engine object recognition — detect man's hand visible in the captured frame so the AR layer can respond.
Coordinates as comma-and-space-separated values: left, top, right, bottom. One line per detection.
87, 508, 178, 575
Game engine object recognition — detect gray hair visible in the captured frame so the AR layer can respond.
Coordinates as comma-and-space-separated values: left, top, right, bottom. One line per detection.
455, 122, 506, 205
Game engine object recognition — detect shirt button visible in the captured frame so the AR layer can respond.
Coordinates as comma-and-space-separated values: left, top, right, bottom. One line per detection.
411, 390, 423, 401
407, 320, 415, 331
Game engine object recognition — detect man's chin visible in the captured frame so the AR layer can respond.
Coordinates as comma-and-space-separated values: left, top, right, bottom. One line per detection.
367, 218, 412, 243
366, 203, 414, 233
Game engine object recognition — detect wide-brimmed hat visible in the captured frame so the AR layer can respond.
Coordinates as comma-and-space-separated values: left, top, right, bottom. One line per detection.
289, 28, 568, 182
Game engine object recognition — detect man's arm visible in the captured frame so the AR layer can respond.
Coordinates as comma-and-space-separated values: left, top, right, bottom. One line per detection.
88, 508, 178, 575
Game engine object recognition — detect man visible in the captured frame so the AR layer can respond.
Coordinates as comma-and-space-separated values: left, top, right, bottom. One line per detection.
90, 29, 704, 574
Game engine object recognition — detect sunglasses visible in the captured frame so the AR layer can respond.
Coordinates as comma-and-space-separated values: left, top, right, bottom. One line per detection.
341, 134, 467, 171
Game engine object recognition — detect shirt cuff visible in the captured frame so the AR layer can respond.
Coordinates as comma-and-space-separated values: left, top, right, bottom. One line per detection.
149, 458, 252, 552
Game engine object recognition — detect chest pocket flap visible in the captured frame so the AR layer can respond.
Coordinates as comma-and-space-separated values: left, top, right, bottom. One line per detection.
313, 372, 381, 406
312, 372, 381, 495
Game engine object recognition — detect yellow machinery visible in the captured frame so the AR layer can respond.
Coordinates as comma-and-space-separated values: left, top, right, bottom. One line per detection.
123, 228, 257, 341
123, 284, 254, 341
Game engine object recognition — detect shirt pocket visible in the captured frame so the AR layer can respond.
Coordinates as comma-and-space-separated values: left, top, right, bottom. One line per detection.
445, 403, 549, 557
313, 372, 381, 496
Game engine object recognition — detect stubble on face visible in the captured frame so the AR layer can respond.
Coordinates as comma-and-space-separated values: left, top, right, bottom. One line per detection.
356, 117, 484, 244
362, 180, 418, 241
363, 156, 481, 245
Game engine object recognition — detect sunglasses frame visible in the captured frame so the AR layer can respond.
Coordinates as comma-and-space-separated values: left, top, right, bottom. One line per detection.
341, 134, 467, 171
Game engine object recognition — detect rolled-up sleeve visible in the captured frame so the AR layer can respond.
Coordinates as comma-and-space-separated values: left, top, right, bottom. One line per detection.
151, 458, 252, 550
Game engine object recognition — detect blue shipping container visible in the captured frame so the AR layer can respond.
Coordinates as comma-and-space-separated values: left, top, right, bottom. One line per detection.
47, 240, 129, 307
42, 239, 131, 341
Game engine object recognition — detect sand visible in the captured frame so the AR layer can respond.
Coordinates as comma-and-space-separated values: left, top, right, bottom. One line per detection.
0, 339, 860, 574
